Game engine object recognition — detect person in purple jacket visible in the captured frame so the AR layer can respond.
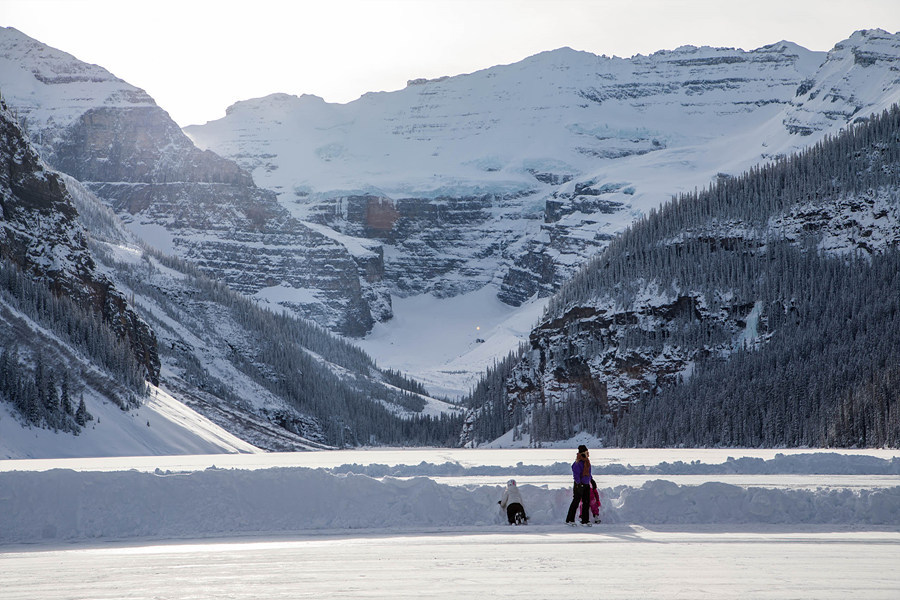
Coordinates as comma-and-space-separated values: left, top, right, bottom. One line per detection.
565, 444, 592, 526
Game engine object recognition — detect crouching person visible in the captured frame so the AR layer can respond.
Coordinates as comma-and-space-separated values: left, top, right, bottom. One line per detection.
499, 479, 528, 525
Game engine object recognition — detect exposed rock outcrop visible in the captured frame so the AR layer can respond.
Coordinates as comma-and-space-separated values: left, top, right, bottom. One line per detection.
0, 26, 388, 336
0, 98, 159, 382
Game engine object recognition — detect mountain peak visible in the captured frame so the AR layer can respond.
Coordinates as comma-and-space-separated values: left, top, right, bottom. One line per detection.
832, 28, 900, 53
0, 26, 155, 132
519, 46, 608, 66
222, 92, 332, 121
847, 28, 895, 41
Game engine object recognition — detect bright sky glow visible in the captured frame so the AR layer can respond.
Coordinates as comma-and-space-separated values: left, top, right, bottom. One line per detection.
2, 0, 900, 126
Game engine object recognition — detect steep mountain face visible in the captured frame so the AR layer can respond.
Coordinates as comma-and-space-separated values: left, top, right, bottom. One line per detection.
85, 235, 462, 451
782, 29, 900, 136
0, 98, 159, 383
463, 105, 900, 447
0, 26, 388, 336
187, 41, 830, 308
183, 31, 900, 397
0, 94, 461, 454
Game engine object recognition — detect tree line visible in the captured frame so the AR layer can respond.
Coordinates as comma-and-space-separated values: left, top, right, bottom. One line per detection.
0, 257, 141, 429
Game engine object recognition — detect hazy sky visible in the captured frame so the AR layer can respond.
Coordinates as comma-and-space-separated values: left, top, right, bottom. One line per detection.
3, 0, 900, 126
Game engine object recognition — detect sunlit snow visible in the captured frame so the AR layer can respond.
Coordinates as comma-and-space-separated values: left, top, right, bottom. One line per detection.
355, 285, 547, 398
2, 448, 899, 599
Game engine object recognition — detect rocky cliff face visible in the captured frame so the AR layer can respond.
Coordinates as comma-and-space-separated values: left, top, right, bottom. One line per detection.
505, 294, 761, 415
50, 105, 250, 185
0, 98, 159, 382
307, 192, 504, 297
506, 178, 900, 428
186, 32, 900, 332
88, 179, 385, 335
0, 26, 389, 336
782, 29, 900, 136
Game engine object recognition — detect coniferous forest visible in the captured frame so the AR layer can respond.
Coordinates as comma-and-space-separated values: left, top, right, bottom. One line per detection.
466, 105, 900, 448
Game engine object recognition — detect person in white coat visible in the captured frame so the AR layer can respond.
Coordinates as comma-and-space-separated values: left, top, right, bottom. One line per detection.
498, 479, 528, 525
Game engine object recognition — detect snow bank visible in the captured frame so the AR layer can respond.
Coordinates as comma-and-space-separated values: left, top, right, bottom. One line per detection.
0, 468, 496, 543
326, 452, 900, 477
2, 465, 898, 544
617, 480, 900, 525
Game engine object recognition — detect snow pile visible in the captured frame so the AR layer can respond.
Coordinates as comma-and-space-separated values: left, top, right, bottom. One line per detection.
2, 463, 898, 544
0, 467, 497, 543
616, 481, 900, 525
326, 453, 900, 477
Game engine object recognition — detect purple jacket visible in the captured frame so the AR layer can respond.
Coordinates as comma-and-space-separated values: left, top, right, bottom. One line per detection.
572, 459, 591, 485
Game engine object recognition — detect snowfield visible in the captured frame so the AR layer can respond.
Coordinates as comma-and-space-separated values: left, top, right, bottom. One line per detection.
2, 449, 899, 599
0, 385, 261, 460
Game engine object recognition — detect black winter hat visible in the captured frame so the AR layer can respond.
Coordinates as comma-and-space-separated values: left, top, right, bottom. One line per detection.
577, 444, 589, 453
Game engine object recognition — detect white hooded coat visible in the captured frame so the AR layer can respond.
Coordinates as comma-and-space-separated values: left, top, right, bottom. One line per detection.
499, 480, 524, 509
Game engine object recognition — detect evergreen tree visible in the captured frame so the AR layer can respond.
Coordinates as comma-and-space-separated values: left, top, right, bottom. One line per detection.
75, 395, 90, 427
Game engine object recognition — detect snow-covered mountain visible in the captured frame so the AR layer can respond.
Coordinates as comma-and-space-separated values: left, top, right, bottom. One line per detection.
3, 25, 900, 446
0, 91, 459, 458
184, 30, 900, 395
186, 41, 823, 302
5, 26, 900, 400
0, 26, 388, 337
0, 98, 252, 457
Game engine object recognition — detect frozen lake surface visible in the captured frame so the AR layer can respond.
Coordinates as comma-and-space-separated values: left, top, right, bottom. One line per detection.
2, 448, 899, 599
5, 527, 900, 599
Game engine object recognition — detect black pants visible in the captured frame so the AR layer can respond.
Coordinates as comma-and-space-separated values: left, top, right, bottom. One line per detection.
566, 483, 590, 523
506, 502, 526, 524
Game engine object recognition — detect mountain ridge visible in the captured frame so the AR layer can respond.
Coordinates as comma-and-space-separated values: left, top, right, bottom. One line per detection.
462, 104, 900, 447
185, 29, 899, 396
0, 26, 390, 336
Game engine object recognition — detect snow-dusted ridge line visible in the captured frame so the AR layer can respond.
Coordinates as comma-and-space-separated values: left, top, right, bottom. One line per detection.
1, 463, 898, 545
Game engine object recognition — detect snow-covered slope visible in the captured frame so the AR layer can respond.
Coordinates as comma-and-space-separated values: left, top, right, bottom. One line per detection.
0, 79, 458, 458
0, 385, 259, 459
186, 30, 900, 396
187, 42, 821, 197
0, 97, 256, 458
0, 26, 389, 337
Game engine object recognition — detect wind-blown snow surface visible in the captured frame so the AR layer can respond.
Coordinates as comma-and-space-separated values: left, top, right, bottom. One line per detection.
3, 449, 899, 599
